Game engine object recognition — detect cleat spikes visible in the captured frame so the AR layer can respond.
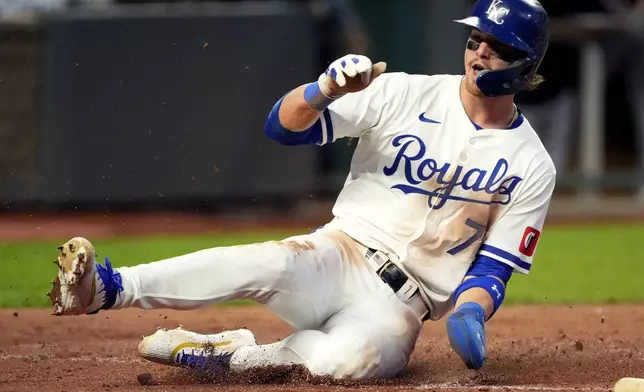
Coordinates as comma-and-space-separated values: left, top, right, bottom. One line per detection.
45, 237, 108, 316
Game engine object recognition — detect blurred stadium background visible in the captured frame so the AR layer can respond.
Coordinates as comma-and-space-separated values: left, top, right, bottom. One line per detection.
2, 0, 644, 219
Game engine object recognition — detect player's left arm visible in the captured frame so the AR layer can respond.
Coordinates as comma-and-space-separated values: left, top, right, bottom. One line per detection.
454, 256, 513, 320
446, 172, 557, 370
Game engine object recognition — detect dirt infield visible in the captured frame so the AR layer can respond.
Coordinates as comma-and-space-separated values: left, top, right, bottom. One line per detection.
1, 305, 644, 392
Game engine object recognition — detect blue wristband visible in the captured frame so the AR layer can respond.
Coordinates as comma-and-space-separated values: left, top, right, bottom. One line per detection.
303, 82, 335, 111
452, 276, 506, 318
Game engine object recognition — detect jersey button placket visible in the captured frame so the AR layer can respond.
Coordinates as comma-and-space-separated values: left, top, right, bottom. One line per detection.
460, 137, 476, 162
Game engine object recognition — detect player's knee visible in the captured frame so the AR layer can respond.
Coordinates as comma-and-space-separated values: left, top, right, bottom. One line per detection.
307, 338, 399, 380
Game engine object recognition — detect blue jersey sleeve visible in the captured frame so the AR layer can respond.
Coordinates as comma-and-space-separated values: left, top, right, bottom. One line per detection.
264, 95, 333, 146
466, 254, 514, 284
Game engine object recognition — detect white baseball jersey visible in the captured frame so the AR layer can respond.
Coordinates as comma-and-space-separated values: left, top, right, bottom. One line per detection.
318, 72, 557, 320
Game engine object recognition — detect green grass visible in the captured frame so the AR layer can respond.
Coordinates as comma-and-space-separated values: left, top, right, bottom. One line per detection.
505, 223, 644, 305
1, 224, 643, 308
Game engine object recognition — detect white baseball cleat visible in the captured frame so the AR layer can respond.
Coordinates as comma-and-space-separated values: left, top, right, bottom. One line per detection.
138, 327, 257, 371
47, 237, 123, 316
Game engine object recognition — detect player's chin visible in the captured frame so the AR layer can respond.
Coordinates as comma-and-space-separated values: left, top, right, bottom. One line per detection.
464, 77, 484, 97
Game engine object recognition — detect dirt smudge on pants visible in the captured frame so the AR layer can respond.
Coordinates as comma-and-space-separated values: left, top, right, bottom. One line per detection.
323, 230, 369, 269
278, 240, 316, 255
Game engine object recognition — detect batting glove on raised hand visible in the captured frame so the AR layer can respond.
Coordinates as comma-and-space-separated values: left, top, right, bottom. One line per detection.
446, 302, 487, 370
304, 54, 387, 111
319, 54, 387, 98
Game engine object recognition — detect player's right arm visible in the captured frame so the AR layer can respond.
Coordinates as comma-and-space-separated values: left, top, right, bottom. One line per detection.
277, 84, 321, 132
264, 54, 387, 146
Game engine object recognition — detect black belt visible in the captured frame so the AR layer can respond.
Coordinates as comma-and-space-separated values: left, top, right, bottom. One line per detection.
367, 248, 410, 293
365, 248, 430, 320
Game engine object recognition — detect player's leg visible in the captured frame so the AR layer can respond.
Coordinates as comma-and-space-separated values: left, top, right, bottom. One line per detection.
139, 274, 424, 380
111, 235, 333, 318
232, 292, 423, 379
48, 231, 350, 331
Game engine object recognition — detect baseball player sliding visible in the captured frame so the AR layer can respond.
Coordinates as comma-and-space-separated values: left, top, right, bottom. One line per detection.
47, 0, 555, 380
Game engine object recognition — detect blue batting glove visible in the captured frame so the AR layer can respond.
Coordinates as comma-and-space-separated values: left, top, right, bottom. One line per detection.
446, 302, 487, 370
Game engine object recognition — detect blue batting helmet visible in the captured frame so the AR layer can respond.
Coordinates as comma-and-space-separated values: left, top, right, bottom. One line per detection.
454, 0, 549, 97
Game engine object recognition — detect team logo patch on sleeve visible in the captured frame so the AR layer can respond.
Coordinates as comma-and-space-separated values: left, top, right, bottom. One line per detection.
519, 226, 541, 257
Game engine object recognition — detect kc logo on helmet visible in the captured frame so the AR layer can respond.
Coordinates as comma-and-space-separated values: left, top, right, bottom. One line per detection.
519, 226, 541, 257
486, 0, 510, 25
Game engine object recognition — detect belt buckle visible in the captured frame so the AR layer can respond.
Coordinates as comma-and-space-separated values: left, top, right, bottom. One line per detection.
371, 252, 418, 301
364, 248, 430, 321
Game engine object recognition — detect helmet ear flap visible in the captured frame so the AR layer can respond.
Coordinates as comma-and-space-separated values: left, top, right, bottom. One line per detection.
520, 63, 536, 77
474, 57, 536, 97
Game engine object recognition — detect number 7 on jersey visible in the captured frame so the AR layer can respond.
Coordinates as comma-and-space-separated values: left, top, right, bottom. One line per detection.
447, 218, 486, 256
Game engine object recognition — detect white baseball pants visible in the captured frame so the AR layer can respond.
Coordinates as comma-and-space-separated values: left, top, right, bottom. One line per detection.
111, 228, 423, 379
